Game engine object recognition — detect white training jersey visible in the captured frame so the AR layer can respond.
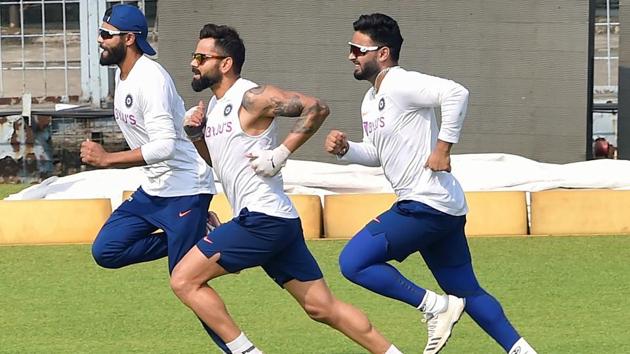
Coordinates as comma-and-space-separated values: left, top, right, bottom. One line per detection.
343, 66, 469, 216
114, 55, 215, 197
203, 78, 298, 219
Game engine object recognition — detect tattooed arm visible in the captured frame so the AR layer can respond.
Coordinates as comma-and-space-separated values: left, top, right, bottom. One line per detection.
241, 84, 330, 152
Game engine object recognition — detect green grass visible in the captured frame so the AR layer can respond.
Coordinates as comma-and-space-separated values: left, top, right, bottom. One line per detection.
1, 236, 629, 353
0, 183, 29, 199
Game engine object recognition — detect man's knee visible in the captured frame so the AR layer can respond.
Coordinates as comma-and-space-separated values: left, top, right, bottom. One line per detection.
338, 246, 361, 282
91, 238, 121, 269
303, 296, 336, 324
338, 228, 374, 282
169, 271, 193, 300
338, 246, 352, 276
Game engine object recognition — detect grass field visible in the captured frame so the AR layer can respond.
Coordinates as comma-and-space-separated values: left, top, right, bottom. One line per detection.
0, 183, 29, 199
2, 236, 630, 353
2, 184, 630, 353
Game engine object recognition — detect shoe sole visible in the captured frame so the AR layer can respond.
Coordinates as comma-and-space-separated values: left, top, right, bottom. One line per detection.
429, 299, 466, 354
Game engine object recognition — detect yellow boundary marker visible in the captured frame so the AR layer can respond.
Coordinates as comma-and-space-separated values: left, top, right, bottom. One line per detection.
0, 199, 112, 245
531, 189, 630, 235
465, 191, 528, 236
324, 192, 528, 238
324, 194, 396, 238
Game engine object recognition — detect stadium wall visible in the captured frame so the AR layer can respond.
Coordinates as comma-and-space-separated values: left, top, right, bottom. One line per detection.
157, 1, 590, 164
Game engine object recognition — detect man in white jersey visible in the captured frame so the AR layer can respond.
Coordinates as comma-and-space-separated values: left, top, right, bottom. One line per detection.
168, 24, 402, 354
80, 4, 218, 340
325, 13, 537, 354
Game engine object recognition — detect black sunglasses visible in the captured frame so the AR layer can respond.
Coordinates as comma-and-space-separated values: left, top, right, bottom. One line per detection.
191, 52, 228, 64
99, 27, 141, 40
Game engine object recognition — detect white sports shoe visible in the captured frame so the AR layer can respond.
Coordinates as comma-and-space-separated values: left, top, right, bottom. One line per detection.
509, 338, 537, 354
422, 295, 465, 354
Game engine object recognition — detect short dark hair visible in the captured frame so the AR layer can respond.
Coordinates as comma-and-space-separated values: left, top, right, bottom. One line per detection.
199, 24, 245, 74
353, 13, 403, 61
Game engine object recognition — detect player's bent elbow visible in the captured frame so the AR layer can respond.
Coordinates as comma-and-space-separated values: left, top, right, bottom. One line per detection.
162, 140, 176, 160
455, 85, 469, 101
310, 100, 330, 124
142, 138, 176, 164
317, 100, 330, 119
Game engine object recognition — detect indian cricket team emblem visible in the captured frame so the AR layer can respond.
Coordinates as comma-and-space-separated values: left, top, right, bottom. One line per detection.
125, 94, 133, 108
378, 97, 385, 111
224, 104, 233, 116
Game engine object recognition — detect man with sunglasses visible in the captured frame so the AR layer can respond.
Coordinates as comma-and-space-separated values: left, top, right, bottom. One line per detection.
168, 23, 402, 354
325, 13, 537, 354
81, 2, 217, 335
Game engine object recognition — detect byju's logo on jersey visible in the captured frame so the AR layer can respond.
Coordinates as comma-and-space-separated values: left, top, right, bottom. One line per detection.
224, 104, 233, 116
125, 94, 133, 108
378, 97, 385, 111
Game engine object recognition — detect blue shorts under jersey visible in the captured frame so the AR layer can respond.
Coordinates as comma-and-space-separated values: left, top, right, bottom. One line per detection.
197, 208, 323, 286
92, 187, 212, 273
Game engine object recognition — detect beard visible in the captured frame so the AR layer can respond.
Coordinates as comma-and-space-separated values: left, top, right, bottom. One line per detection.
191, 69, 221, 92
353, 59, 380, 81
99, 41, 126, 66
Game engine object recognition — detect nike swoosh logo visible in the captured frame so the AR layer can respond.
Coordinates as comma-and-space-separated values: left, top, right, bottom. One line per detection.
203, 235, 213, 244
179, 209, 192, 217
270, 157, 276, 169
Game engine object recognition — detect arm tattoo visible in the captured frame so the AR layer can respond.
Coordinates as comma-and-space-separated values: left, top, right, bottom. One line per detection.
242, 85, 266, 111
289, 103, 327, 134
290, 116, 315, 134
272, 95, 304, 117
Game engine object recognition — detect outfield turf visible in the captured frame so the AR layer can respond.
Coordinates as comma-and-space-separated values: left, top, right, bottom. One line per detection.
0, 184, 29, 199
1, 236, 629, 353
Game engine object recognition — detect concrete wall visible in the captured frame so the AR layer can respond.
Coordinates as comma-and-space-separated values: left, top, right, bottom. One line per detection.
158, 1, 589, 163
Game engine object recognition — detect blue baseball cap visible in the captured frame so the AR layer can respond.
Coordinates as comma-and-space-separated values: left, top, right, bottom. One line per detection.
103, 4, 156, 56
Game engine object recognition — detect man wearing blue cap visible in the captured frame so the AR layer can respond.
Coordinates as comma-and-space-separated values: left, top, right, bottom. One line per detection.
80, 4, 222, 349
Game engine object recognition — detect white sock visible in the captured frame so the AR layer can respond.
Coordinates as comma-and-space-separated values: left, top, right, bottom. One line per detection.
226, 332, 261, 354
385, 344, 403, 354
417, 290, 448, 315
508, 337, 536, 354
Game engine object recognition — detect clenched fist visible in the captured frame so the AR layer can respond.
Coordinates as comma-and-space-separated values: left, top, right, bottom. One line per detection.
184, 100, 207, 141
325, 130, 349, 156
80, 139, 110, 167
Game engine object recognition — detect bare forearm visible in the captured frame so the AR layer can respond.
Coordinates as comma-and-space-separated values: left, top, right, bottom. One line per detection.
281, 101, 329, 152
104, 148, 147, 168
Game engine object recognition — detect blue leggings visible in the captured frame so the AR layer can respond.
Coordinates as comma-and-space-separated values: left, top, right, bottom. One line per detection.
339, 200, 520, 352
91, 189, 229, 352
